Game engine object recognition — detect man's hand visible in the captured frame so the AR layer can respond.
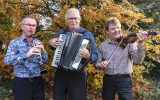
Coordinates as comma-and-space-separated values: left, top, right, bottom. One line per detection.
26, 47, 41, 58
97, 61, 109, 70
49, 38, 62, 48
34, 41, 45, 52
79, 48, 90, 59
136, 31, 148, 44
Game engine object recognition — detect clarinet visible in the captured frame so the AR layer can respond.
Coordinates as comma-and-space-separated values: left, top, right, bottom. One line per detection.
31, 35, 43, 65
31, 35, 48, 74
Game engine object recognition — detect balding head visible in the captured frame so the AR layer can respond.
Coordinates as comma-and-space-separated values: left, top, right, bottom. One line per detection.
64, 8, 81, 31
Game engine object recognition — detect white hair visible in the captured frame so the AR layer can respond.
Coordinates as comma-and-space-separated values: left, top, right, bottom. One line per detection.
65, 8, 81, 20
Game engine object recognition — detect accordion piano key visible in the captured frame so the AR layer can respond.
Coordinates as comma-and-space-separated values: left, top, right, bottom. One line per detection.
51, 34, 66, 67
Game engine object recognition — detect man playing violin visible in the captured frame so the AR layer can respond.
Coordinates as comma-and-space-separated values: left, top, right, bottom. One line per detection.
96, 17, 148, 100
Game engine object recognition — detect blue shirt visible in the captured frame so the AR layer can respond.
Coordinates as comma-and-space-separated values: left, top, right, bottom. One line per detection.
4, 35, 48, 78
56, 27, 98, 63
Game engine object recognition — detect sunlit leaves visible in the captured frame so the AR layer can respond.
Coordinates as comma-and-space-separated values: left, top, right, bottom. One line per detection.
0, 0, 159, 99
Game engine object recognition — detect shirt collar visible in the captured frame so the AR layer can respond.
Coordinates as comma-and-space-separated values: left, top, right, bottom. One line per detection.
67, 27, 83, 34
20, 34, 29, 44
108, 39, 119, 45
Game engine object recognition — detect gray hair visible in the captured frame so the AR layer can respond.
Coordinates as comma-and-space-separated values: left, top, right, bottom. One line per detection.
65, 8, 81, 20
21, 15, 36, 25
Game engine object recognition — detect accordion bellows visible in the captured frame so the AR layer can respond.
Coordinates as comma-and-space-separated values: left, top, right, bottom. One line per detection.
51, 32, 91, 71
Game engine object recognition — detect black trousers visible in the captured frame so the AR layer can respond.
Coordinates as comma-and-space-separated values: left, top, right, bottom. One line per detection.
13, 76, 45, 100
53, 69, 87, 100
102, 74, 132, 100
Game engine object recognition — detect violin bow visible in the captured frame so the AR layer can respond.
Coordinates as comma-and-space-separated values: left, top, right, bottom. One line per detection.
107, 19, 136, 63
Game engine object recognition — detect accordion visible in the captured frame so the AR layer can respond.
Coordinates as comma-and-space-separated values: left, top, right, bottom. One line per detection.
51, 32, 91, 71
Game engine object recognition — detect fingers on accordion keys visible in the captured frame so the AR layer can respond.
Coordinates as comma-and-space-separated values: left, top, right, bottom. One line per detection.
59, 40, 63, 46
52, 38, 59, 47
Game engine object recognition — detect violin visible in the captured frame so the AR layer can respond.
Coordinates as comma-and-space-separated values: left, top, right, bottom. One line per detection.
117, 29, 159, 48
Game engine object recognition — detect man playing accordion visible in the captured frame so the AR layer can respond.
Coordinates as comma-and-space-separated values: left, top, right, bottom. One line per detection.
49, 8, 98, 100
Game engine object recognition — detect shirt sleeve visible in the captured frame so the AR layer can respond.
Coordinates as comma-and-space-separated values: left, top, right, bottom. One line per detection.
87, 32, 98, 63
4, 40, 27, 65
128, 43, 145, 64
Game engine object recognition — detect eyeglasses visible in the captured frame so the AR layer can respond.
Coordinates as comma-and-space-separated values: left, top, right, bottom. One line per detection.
67, 17, 80, 21
23, 23, 37, 28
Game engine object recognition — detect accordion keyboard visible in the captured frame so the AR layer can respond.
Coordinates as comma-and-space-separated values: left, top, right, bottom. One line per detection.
51, 34, 66, 67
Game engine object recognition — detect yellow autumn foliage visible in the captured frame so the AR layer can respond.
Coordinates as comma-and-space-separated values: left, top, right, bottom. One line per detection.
0, 0, 159, 99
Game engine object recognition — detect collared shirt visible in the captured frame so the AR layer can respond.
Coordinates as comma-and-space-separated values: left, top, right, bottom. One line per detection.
56, 27, 98, 63
96, 39, 145, 75
4, 35, 48, 78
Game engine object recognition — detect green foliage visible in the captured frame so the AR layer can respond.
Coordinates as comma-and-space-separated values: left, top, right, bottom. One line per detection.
0, 79, 13, 100
129, 0, 160, 29
0, 0, 159, 99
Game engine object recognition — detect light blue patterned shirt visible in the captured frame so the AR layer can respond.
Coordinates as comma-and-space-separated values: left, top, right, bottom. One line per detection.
4, 34, 48, 78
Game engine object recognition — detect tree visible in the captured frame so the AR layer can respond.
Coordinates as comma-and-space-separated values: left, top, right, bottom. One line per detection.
129, 0, 160, 82
0, 0, 159, 99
